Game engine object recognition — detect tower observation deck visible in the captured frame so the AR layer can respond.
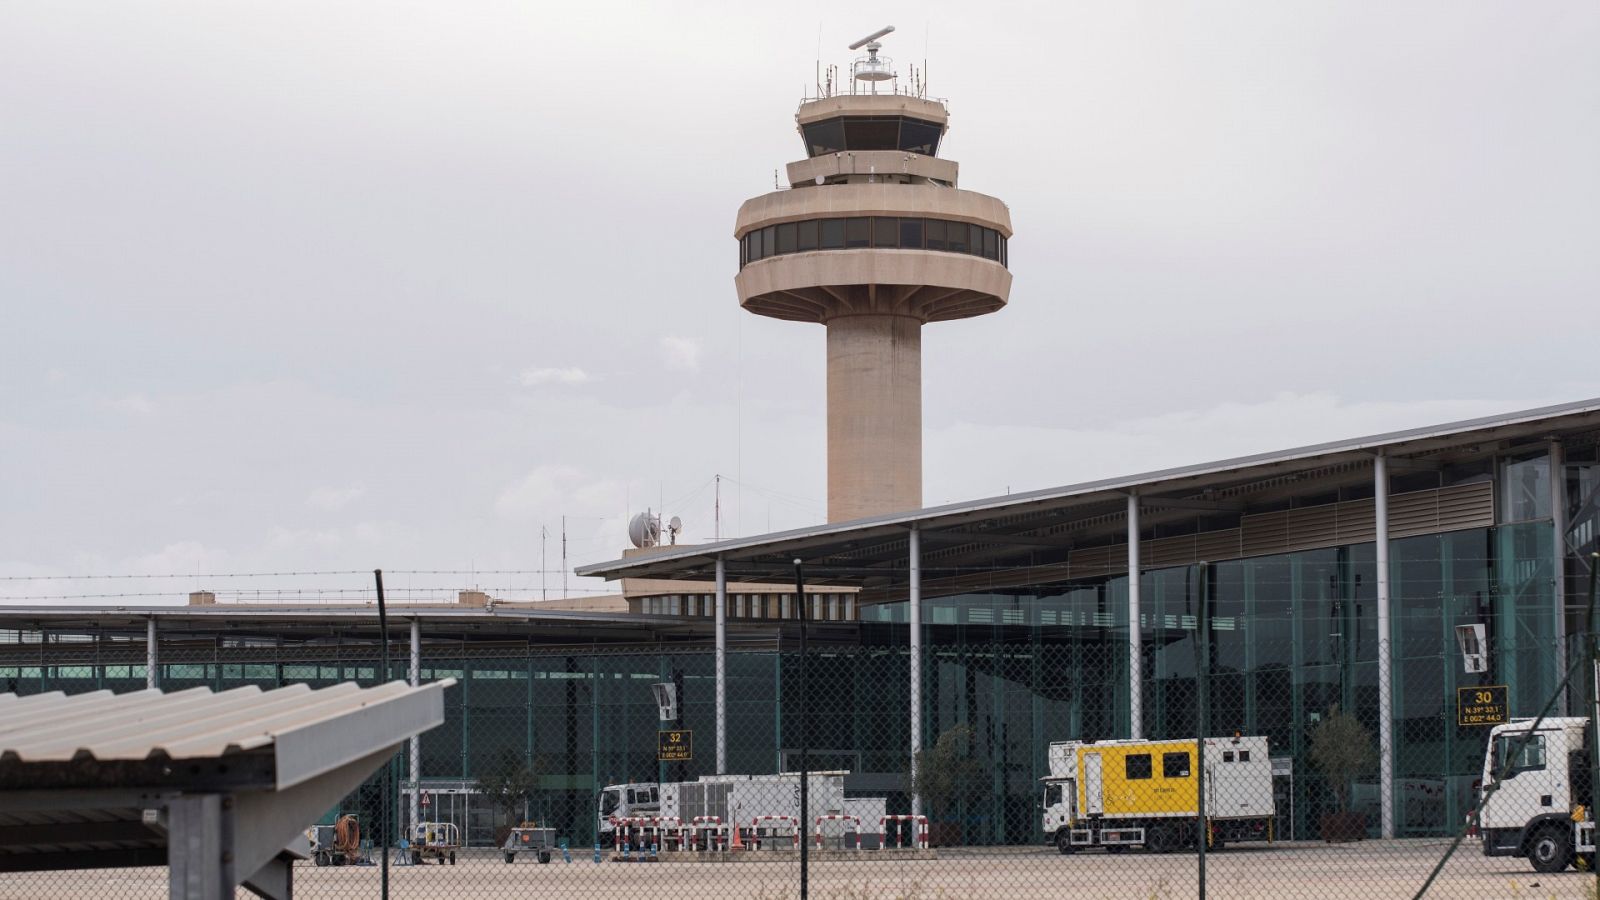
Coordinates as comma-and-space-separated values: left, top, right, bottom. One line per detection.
734, 29, 1013, 523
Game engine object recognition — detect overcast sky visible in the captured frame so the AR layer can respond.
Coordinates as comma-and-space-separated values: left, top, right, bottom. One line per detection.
2, 2, 1596, 604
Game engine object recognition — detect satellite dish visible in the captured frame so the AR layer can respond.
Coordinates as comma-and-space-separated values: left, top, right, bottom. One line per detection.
667, 516, 683, 545
814, 175, 825, 186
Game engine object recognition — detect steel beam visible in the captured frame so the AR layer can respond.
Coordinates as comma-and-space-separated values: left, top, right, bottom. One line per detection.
167, 793, 228, 900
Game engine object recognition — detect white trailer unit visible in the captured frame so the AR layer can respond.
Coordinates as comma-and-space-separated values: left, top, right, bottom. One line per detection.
603, 772, 857, 841
662, 772, 847, 823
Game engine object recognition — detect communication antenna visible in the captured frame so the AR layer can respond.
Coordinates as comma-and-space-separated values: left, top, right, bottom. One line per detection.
667, 516, 683, 545
628, 509, 663, 548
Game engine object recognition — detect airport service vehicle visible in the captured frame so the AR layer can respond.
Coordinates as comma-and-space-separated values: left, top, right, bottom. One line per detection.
502, 822, 557, 864
600, 772, 881, 846
307, 814, 362, 866
410, 821, 460, 865
1042, 736, 1276, 854
1478, 717, 1596, 873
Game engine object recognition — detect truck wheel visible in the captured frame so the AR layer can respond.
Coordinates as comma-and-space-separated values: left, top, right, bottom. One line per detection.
1529, 826, 1572, 873
1146, 825, 1172, 854
539, 850, 551, 864
449, 852, 457, 865
1055, 830, 1074, 855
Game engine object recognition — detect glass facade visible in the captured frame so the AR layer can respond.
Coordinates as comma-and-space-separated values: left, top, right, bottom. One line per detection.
0, 524, 1564, 849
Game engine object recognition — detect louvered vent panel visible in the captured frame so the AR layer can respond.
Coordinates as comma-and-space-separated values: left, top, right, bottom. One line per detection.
1195, 528, 1243, 562
1336, 499, 1377, 544
1146, 534, 1198, 568
1068, 545, 1125, 579
1286, 504, 1340, 550
1240, 510, 1290, 557
1436, 481, 1494, 532
1062, 483, 1492, 577
1388, 490, 1440, 539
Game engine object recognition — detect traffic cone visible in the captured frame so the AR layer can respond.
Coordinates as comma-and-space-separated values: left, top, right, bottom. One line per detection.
729, 822, 744, 851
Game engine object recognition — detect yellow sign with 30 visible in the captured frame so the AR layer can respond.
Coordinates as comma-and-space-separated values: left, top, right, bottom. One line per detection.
1457, 685, 1508, 726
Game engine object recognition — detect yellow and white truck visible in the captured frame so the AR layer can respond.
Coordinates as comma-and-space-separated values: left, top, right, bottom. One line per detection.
1041, 736, 1276, 853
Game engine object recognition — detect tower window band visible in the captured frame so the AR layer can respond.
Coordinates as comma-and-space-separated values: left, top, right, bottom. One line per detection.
740, 216, 1007, 269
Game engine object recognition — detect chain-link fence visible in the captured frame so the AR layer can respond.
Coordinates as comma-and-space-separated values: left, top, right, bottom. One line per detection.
3, 550, 1598, 898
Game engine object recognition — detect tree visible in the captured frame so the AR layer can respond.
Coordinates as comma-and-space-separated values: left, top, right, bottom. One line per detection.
1308, 704, 1377, 813
475, 749, 543, 827
910, 724, 986, 820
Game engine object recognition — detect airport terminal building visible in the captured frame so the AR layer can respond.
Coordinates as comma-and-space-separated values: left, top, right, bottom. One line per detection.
4, 400, 1597, 848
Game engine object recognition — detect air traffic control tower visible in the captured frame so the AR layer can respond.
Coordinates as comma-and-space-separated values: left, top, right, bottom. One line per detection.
735, 27, 1013, 523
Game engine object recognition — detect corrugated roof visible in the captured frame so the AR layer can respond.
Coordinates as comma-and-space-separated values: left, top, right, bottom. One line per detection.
0, 679, 453, 791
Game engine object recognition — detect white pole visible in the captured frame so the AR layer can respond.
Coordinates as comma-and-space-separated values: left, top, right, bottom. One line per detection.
1127, 492, 1142, 740
909, 527, 922, 818
716, 555, 728, 775
1375, 453, 1395, 840
146, 617, 157, 689
410, 618, 421, 833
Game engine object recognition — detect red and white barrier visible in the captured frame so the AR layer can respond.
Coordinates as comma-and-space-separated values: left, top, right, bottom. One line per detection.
751, 815, 800, 849
814, 814, 862, 850
614, 816, 666, 851
690, 815, 725, 851
654, 816, 683, 851
878, 815, 929, 850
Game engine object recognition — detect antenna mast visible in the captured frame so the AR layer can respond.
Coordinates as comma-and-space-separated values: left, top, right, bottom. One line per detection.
561, 515, 567, 598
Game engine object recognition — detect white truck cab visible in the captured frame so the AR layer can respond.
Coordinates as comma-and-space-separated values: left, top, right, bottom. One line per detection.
597, 782, 659, 837
1478, 717, 1595, 872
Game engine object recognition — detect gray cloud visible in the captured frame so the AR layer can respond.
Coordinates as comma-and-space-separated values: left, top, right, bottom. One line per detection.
1, 1, 1595, 601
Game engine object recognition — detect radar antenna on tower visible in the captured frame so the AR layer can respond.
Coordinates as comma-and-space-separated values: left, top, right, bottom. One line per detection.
849, 25, 896, 93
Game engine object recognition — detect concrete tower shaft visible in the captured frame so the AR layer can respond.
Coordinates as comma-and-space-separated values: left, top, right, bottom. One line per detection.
734, 93, 1012, 522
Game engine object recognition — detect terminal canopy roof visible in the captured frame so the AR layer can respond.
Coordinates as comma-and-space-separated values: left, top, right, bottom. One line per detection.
578, 399, 1600, 605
